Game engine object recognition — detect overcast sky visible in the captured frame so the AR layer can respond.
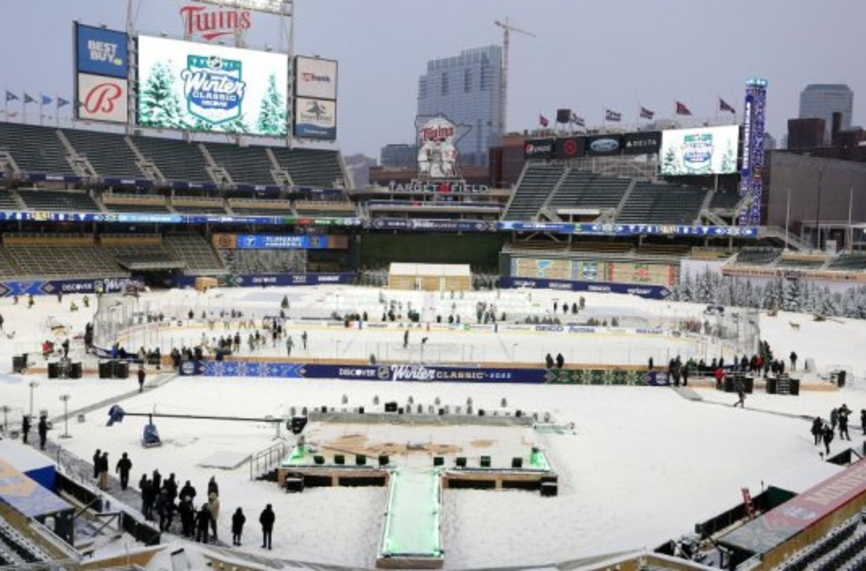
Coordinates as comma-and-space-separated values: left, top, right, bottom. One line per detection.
1, 0, 863, 158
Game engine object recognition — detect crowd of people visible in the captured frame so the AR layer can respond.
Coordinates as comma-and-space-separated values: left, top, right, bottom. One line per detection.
811, 404, 863, 455
84, 454, 279, 550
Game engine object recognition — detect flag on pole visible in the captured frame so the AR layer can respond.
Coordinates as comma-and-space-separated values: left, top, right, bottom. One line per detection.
538, 114, 549, 127
570, 112, 585, 127
605, 109, 621, 122
40, 95, 52, 106
23, 93, 36, 105
57, 97, 70, 108
5, 91, 18, 102
639, 106, 655, 120
675, 101, 692, 116
719, 98, 736, 114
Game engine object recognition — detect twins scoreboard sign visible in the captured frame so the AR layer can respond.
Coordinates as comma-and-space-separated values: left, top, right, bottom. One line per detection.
137, 35, 288, 136
74, 24, 130, 124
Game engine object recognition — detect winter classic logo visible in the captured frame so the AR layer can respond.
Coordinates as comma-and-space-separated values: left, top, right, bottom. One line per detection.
682, 133, 714, 172
180, 54, 246, 126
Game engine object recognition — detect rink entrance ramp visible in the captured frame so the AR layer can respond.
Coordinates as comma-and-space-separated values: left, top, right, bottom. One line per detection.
377, 467, 443, 569
277, 412, 558, 569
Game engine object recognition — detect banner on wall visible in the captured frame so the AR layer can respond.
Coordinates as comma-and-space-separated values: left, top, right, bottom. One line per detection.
498, 276, 672, 300
75, 24, 129, 78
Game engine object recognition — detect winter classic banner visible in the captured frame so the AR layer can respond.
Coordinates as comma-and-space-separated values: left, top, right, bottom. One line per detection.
660, 125, 739, 176
137, 35, 288, 136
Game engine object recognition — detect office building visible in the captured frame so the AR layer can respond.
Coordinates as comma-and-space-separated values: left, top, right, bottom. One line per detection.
798, 84, 854, 144
417, 45, 503, 167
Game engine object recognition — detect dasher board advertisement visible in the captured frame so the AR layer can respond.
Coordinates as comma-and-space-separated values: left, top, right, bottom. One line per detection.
137, 35, 288, 136
660, 125, 739, 176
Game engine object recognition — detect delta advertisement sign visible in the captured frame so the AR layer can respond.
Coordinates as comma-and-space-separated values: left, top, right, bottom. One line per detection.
660, 125, 739, 176
137, 35, 288, 136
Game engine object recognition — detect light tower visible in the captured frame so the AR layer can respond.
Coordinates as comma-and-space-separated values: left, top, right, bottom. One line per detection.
494, 18, 535, 135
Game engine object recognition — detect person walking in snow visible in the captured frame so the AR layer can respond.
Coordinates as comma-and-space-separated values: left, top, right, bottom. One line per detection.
861, 409, 866, 435
301, 331, 308, 350
286, 336, 294, 356
196, 503, 212, 544
207, 491, 220, 540
839, 404, 852, 441
207, 476, 219, 497
811, 417, 824, 446
232, 507, 246, 546
259, 504, 275, 550
137, 366, 146, 393
116, 452, 132, 490
37, 415, 48, 450
21, 415, 30, 444
733, 387, 746, 408
790, 351, 798, 372
822, 425, 835, 456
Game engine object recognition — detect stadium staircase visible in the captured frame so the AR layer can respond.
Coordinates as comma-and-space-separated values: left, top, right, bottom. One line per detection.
0, 123, 70, 176
503, 163, 566, 221
129, 136, 214, 185
61, 129, 144, 180
206, 142, 283, 187
756, 226, 813, 252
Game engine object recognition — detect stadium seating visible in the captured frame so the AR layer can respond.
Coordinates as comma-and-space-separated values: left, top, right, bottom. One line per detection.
0, 234, 124, 279
828, 253, 866, 271
503, 164, 565, 220
220, 249, 307, 274
634, 243, 693, 258
270, 147, 346, 188
170, 196, 229, 215
775, 256, 828, 269
709, 190, 743, 210
205, 143, 278, 187
228, 198, 295, 216
295, 200, 356, 217
0, 189, 21, 210
548, 170, 631, 212
102, 193, 172, 213
131, 137, 212, 183
777, 515, 862, 571
0, 520, 47, 565
617, 182, 708, 225
163, 234, 225, 275
17, 189, 100, 212
61, 129, 142, 179
733, 248, 781, 265
0, 123, 70, 175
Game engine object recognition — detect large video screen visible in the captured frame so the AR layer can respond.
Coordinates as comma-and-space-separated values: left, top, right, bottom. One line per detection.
660, 125, 739, 176
137, 35, 288, 136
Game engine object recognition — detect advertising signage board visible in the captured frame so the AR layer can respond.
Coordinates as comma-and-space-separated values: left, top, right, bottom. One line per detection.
75, 24, 129, 78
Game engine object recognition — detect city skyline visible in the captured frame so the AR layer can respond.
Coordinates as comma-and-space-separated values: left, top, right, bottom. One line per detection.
0, 0, 862, 158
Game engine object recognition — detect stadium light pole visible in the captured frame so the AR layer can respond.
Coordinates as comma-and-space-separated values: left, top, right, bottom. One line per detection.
59, 394, 71, 439
814, 166, 824, 251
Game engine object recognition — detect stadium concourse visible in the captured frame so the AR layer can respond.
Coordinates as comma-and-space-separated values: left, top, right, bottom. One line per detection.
0, 286, 865, 569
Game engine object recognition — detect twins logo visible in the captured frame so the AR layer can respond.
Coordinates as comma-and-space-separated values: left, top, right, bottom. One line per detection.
180, 55, 246, 125
83, 82, 123, 114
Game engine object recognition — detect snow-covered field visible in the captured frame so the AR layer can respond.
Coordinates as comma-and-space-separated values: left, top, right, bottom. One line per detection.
1, 285, 866, 569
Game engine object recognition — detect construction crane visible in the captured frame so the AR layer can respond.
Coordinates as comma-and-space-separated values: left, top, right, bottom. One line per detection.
494, 18, 535, 135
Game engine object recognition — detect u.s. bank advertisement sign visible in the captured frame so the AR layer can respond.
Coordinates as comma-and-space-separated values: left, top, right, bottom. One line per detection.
77, 74, 128, 123
75, 24, 129, 78
294, 97, 337, 140
294, 56, 338, 100
137, 35, 288, 136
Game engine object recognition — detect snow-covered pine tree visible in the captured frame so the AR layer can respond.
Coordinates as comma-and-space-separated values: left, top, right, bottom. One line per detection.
139, 61, 185, 129
783, 278, 804, 312
256, 74, 287, 136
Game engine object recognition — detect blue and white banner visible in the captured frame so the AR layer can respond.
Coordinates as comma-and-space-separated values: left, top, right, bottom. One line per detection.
236, 235, 329, 249
499, 220, 758, 238
173, 273, 355, 288
75, 24, 129, 78
499, 276, 672, 300
181, 360, 657, 386
0, 210, 361, 228
364, 218, 496, 232
0, 277, 142, 297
